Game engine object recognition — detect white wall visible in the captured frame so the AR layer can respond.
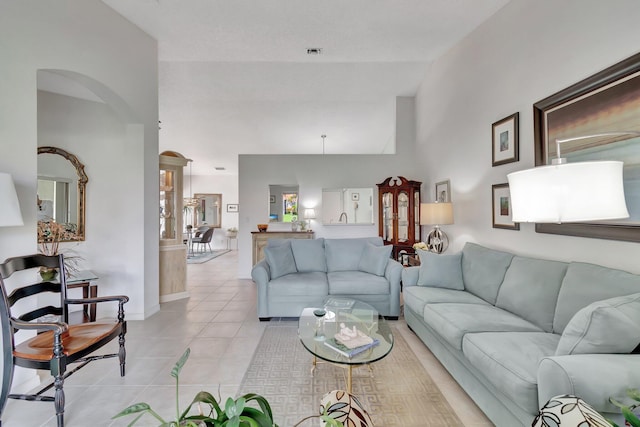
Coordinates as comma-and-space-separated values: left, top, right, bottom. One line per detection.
415, 0, 640, 273
238, 97, 417, 277
0, 1, 159, 319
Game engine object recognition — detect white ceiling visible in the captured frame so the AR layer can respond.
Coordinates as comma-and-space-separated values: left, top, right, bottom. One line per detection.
97, 0, 510, 175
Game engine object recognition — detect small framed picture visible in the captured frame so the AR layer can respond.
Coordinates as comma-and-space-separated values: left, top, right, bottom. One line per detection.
269, 195, 275, 203
492, 183, 519, 230
435, 180, 451, 203
227, 204, 239, 213
351, 193, 360, 201
492, 112, 519, 166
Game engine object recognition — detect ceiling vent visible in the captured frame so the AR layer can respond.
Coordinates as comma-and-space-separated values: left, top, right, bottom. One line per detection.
214, 167, 226, 171
306, 48, 323, 55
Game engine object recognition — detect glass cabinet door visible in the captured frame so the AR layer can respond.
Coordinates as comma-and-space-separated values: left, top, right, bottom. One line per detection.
160, 169, 176, 241
382, 192, 394, 243
397, 191, 409, 242
414, 191, 421, 241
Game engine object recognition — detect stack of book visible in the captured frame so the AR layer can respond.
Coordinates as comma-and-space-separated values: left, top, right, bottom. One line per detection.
324, 335, 380, 358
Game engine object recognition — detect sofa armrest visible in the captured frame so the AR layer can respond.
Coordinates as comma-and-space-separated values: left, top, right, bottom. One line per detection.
385, 259, 403, 316
251, 260, 271, 318
538, 354, 640, 414
401, 266, 420, 288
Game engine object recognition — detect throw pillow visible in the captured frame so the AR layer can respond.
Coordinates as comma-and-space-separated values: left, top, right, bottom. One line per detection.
416, 249, 464, 290
358, 243, 392, 276
533, 395, 609, 427
555, 292, 640, 355
263, 244, 297, 280
320, 390, 373, 427
291, 238, 327, 272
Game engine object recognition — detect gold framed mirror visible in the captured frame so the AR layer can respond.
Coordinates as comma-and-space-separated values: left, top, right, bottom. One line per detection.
37, 146, 88, 242
193, 193, 222, 228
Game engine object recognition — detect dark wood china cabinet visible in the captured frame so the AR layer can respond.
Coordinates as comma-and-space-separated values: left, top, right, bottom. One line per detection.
377, 176, 422, 261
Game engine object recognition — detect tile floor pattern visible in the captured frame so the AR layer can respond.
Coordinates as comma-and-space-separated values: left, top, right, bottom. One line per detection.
2, 250, 493, 426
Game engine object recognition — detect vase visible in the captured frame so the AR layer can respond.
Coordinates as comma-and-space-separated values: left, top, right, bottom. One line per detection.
39, 268, 58, 281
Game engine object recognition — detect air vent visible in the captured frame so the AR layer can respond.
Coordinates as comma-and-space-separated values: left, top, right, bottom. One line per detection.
306, 48, 323, 55
214, 167, 225, 171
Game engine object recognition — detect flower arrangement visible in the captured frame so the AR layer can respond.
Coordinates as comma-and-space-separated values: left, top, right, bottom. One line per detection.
413, 241, 428, 251
227, 227, 238, 232
37, 220, 82, 277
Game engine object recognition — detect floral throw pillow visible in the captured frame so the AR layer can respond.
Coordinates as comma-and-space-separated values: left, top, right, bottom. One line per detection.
320, 390, 374, 427
532, 395, 609, 427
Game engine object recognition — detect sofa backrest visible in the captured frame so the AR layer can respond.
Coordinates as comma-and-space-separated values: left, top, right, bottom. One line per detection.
325, 237, 383, 272
553, 262, 640, 333
461, 242, 513, 304
495, 256, 568, 332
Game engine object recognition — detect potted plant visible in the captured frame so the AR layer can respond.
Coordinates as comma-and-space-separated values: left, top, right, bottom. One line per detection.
609, 388, 640, 427
114, 348, 345, 427
225, 227, 238, 238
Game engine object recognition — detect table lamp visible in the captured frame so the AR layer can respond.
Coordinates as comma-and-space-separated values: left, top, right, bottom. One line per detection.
303, 208, 316, 231
420, 202, 453, 253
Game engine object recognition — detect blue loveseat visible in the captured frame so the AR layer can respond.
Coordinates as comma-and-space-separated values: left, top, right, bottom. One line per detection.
402, 242, 640, 426
251, 237, 402, 320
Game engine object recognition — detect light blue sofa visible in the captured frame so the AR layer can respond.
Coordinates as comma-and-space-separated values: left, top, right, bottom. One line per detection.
251, 237, 402, 320
402, 242, 640, 426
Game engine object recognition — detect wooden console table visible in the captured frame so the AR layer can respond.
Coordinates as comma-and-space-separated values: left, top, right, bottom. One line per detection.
66, 270, 99, 323
251, 231, 315, 265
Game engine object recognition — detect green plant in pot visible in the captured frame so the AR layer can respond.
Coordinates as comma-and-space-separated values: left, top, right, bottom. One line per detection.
113, 348, 278, 427
114, 348, 345, 427
609, 388, 640, 427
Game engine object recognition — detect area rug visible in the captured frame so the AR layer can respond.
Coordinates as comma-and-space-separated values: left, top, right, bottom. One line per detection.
238, 323, 462, 427
186, 249, 230, 264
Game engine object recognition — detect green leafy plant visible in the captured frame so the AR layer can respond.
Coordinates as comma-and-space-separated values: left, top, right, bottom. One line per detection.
609, 388, 640, 427
113, 348, 278, 427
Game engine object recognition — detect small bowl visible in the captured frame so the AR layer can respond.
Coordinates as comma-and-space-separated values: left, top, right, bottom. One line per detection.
257, 224, 269, 232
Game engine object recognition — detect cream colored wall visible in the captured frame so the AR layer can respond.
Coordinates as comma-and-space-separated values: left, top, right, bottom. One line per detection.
415, 0, 640, 273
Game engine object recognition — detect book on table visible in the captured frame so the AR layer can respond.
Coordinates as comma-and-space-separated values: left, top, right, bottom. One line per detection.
324, 337, 380, 358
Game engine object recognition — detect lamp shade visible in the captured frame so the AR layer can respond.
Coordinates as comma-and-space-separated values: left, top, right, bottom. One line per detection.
420, 202, 453, 225
507, 161, 629, 223
0, 173, 23, 227
303, 208, 316, 220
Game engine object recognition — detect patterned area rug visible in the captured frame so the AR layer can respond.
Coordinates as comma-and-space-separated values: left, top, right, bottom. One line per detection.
238, 323, 462, 427
186, 249, 230, 264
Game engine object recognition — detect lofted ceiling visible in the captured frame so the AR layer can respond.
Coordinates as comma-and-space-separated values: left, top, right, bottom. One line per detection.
98, 0, 510, 175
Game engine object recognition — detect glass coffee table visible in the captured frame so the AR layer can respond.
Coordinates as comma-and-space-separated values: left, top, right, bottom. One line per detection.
298, 298, 394, 393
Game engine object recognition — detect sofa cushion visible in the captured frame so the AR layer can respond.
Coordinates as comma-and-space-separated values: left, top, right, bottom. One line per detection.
463, 332, 560, 415
264, 243, 297, 279
422, 303, 544, 350
328, 271, 389, 295
358, 243, 392, 276
461, 242, 514, 304
403, 286, 488, 318
495, 256, 568, 332
553, 262, 640, 333
291, 238, 327, 272
555, 292, 640, 355
268, 272, 328, 296
325, 237, 382, 272
416, 249, 464, 290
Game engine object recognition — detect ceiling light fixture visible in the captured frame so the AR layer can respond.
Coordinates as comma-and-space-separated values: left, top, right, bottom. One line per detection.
321, 134, 326, 155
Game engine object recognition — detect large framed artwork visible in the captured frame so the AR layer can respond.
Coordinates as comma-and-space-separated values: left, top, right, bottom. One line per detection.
533, 52, 640, 242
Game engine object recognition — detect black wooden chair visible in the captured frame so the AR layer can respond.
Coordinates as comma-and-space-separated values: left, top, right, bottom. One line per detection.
0, 254, 128, 427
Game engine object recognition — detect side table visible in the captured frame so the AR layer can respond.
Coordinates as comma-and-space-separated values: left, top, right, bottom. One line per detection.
66, 270, 99, 323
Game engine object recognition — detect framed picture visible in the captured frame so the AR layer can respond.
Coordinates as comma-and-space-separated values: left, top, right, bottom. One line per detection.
533, 51, 640, 242
351, 193, 360, 201
269, 195, 275, 203
492, 183, 519, 230
435, 180, 450, 203
227, 204, 239, 213
492, 112, 519, 166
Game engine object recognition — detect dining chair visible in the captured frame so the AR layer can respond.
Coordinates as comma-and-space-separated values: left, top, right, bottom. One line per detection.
0, 253, 128, 427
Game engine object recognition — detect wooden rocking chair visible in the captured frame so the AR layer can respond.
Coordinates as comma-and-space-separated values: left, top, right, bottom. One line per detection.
0, 254, 128, 427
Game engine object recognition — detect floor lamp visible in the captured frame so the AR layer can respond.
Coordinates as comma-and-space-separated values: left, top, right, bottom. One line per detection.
420, 202, 454, 253
0, 172, 23, 421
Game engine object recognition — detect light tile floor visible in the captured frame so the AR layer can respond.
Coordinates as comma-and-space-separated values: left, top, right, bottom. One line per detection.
2, 250, 493, 426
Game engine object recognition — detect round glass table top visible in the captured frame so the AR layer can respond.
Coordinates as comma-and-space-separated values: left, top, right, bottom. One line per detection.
298, 298, 394, 366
